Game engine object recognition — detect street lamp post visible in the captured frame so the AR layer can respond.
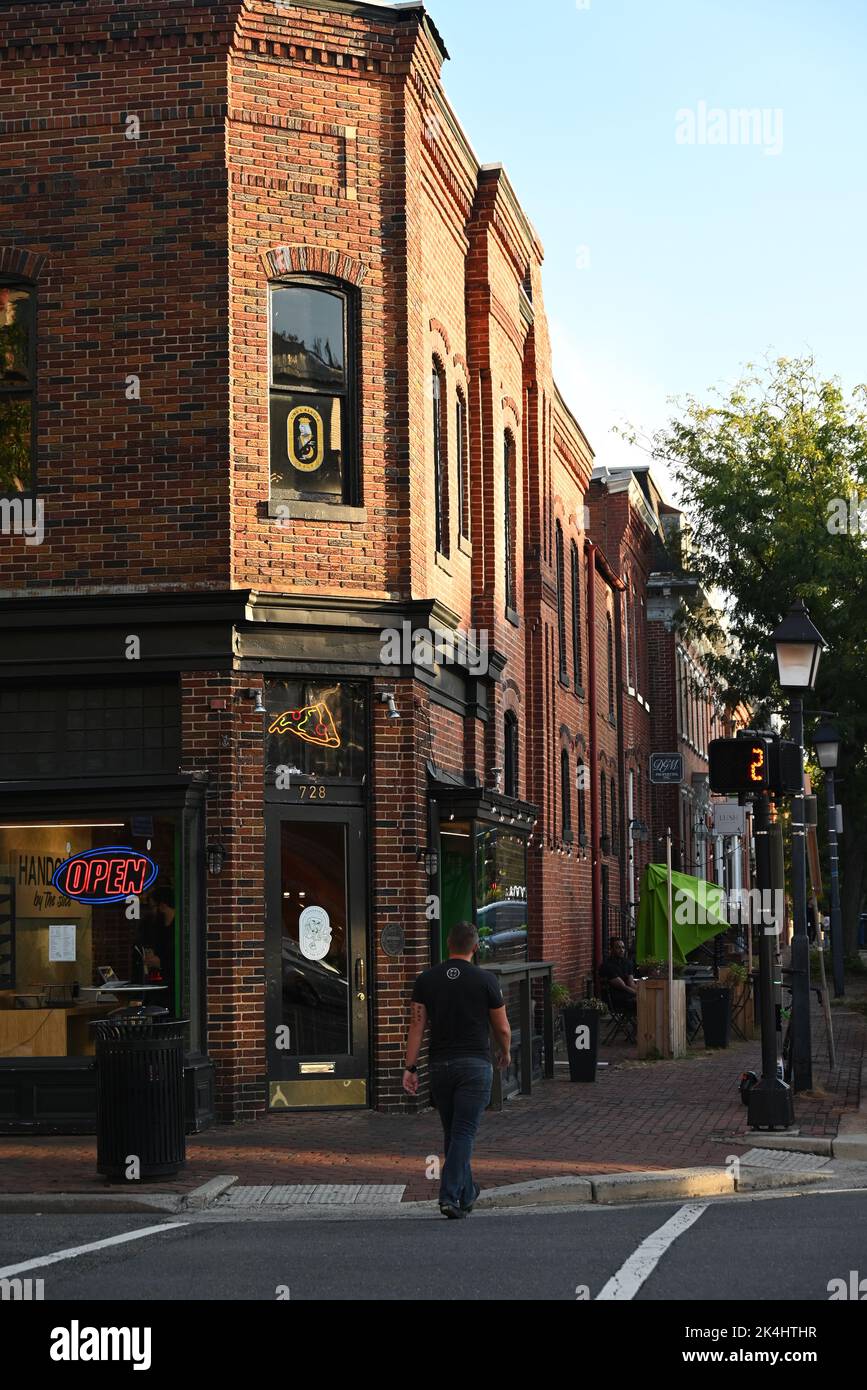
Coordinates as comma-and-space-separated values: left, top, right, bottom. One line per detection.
813, 721, 845, 999
770, 599, 827, 1094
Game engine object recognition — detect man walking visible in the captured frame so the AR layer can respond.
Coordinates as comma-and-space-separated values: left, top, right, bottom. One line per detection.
403, 921, 511, 1220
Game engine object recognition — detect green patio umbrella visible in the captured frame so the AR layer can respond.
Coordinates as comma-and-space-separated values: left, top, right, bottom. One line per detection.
635, 863, 728, 966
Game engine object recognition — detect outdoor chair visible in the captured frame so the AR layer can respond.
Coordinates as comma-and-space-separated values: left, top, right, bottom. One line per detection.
601, 983, 637, 1045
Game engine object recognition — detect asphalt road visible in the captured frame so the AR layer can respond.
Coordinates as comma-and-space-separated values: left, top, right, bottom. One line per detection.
1, 1189, 865, 1303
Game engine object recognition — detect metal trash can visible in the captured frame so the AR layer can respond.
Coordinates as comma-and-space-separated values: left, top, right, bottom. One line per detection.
93, 1013, 187, 1180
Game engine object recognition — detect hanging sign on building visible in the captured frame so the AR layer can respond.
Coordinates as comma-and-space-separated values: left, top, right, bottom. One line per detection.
712, 804, 747, 837
649, 753, 684, 785
51, 846, 158, 906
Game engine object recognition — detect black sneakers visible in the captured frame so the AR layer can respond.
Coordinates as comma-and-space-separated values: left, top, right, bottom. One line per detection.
463, 1184, 481, 1214
439, 1203, 466, 1220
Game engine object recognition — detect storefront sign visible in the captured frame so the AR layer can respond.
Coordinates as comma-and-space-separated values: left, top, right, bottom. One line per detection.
51, 846, 158, 906
712, 804, 746, 837
299, 905, 332, 961
269, 702, 341, 749
650, 753, 684, 785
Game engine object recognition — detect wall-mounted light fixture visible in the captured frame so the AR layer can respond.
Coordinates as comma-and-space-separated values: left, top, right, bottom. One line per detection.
240, 688, 267, 714
380, 691, 401, 722
207, 843, 225, 876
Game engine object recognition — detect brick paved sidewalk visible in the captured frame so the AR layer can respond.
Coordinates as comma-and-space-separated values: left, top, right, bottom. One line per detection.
1, 1002, 861, 1203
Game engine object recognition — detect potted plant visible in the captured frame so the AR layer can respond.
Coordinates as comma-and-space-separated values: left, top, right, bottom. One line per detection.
561, 995, 608, 1083
698, 979, 732, 1048
637, 958, 666, 980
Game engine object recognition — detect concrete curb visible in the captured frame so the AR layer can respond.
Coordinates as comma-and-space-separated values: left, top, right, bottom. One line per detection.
0, 1193, 185, 1215
0, 1175, 238, 1217
830, 1048, 867, 1161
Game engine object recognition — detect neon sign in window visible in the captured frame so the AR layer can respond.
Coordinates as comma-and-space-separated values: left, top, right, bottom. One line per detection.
268, 702, 341, 749
52, 846, 158, 906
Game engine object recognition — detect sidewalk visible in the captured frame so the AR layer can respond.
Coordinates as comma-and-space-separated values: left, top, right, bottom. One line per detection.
1, 1002, 862, 1203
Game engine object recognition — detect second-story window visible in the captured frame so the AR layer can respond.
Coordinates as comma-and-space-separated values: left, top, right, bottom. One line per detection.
433, 359, 449, 555
270, 278, 356, 505
611, 776, 618, 856
577, 759, 587, 839
571, 541, 582, 689
556, 522, 567, 681
0, 280, 35, 493
600, 771, 608, 847
456, 389, 469, 543
561, 748, 572, 839
624, 586, 632, 689
504, 431, 516, 611
606, 613, 615, 720
504, 711, 519, 798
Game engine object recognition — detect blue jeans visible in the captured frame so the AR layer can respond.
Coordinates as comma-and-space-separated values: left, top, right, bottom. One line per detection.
430, 1056, 493, 1209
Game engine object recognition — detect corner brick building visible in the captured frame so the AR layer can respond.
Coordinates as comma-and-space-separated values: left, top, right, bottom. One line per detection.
0, 0, 733, 1133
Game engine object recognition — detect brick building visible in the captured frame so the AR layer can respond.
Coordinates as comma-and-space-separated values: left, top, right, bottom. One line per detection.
0, 0, 720, 1133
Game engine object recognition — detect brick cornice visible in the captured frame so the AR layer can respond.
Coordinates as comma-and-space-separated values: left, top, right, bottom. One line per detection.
260, 244, 368, 286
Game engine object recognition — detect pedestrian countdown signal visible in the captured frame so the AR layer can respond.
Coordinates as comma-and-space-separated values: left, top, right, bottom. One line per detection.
709, 739, 769, 795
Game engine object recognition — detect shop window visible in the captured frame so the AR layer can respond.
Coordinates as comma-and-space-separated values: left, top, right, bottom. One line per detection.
504, 711, 519, 800
556, 522, 567, 680
0, 279, 35, 494
571, 541, 582, 688
269, 278, 357, 504
432, 359, 448, 555
456, 388, 469, 542
0, 812, 182, 1055
504, 432, 517, 612
476, 828, 528, 964
0, 681, 180, 782
265, 679, 367, 782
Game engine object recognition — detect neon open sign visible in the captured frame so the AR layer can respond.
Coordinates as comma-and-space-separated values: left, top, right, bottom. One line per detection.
51, 846, 158, 906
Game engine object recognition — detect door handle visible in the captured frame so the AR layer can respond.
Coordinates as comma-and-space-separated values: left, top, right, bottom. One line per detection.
355, 956, 365, 1001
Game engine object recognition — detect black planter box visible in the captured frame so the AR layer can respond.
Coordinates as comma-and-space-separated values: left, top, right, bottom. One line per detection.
562, 1006, 600, 1082
700, 987, 732, 1048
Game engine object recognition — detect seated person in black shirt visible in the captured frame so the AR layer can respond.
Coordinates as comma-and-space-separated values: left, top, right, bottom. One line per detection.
600, 938, 638, 1014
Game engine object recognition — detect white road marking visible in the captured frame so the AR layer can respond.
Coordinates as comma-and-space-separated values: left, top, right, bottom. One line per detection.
596, 1203, 708, 1300
0, 1222, 188, 1278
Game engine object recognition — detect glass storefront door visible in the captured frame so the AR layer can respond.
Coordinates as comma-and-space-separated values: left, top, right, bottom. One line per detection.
265, 805, 368, 1109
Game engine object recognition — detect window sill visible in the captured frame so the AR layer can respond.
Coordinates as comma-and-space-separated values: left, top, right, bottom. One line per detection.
506, 607, 521, 629
434, 550, 453, 576
268, 500, 367, 525
458, 535, 473, 559
573, 683, 586, 700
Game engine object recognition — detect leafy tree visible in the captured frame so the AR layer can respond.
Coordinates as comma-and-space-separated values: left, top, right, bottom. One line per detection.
650, 356, 867, 953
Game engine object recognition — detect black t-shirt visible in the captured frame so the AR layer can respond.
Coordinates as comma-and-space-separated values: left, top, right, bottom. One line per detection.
412, 960, 505, 1062
600, 956, 635, 989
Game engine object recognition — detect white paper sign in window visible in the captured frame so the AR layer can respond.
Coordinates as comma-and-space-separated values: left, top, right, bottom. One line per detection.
298, 906, 332, 962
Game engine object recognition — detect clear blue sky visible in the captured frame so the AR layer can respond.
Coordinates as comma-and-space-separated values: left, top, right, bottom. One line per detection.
427, 0, 867, 487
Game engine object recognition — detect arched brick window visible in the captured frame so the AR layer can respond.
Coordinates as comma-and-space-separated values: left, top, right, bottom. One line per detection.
432, 358, 449, 556
504, 431, 517, 612
556, 522, 567, 681
571, 541, 582, 689
0, 277, 36, 493
456, 388, 469, 543
269, 276, 358, 506
504, 710, 519, 799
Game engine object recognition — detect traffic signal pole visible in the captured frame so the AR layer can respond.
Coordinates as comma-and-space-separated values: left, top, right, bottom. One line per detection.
748, 790, 795, 1130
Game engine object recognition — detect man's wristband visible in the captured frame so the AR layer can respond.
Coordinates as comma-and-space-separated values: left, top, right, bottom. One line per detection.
404, 1064, 418, 1074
